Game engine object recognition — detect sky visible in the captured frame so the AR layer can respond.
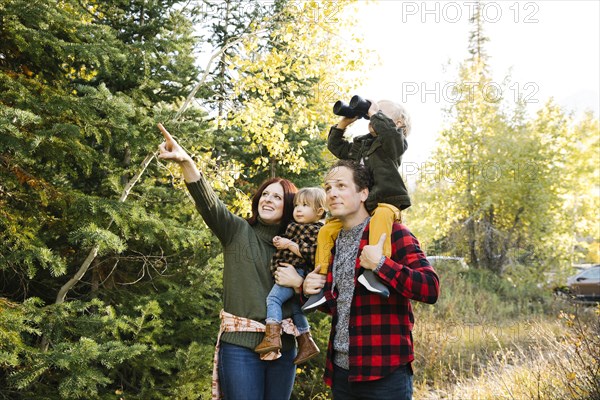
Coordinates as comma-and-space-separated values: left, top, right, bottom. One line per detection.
339, 0, 600, 166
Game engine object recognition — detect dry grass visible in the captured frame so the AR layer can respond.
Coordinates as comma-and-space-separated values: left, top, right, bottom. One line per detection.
413, 304, 600, 400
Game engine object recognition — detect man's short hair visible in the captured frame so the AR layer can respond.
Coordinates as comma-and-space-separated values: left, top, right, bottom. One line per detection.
327, 160, 373, 192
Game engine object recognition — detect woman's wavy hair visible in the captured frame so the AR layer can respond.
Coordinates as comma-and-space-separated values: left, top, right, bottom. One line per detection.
246, 177, 298, 233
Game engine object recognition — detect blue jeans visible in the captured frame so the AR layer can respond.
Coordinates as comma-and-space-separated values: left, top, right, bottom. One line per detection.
266, 269, 309, 334
218, 342, 296, 400
332, 363, 413, 400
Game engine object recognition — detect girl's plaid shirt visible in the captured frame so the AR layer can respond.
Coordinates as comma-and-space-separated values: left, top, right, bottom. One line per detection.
319, 222, 439, 386
269, 221, 323, 274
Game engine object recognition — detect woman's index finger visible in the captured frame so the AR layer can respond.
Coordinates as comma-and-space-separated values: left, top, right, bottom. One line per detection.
157, 123, 174, 142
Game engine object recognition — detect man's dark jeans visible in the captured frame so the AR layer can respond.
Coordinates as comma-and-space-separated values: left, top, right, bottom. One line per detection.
332, 363, 413, 400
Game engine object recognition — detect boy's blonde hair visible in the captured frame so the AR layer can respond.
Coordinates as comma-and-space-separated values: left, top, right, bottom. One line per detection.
295, 187, 327, 219
377, 100, 412, 137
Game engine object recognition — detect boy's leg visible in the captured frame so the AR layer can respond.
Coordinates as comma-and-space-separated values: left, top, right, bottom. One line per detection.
358, 204, 401, 298
314, 217, 343, 274
369, 203, 401, 258
303, 218, 343, 312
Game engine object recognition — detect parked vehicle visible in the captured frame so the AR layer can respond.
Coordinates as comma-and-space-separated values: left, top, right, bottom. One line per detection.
566, 265, 600, 302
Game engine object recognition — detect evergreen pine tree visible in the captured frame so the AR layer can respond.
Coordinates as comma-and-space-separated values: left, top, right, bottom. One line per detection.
1, 0, 220, 397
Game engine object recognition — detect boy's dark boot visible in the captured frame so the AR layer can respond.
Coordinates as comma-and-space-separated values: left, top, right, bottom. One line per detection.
293, 332, 320, 365
254, 322, 282, 354
301, 288, 326, 312
358, 270, 390, 297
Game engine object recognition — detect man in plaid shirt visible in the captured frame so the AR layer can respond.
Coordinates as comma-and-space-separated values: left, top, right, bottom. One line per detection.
303, 160, 439, 399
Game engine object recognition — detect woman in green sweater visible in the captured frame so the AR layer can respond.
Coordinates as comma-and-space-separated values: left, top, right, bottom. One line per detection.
158, 124, 304, 399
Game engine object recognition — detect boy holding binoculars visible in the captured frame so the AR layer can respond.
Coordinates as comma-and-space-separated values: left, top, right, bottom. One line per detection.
303, 97, 411, 310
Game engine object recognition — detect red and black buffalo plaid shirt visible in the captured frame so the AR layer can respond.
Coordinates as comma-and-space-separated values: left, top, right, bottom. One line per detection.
319, 222, 439, 386
270, 221, 323, 274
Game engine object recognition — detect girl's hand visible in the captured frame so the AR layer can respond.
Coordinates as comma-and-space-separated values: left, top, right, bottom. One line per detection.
273, 236, 293, 250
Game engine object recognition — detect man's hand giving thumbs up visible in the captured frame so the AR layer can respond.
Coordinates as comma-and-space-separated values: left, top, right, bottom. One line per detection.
359, 233, 387, 270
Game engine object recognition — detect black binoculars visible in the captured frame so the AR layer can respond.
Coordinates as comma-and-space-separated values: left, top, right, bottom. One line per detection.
333, 95, 372, 120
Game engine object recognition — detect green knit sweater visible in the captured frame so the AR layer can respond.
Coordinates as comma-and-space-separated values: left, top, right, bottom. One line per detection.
186, 177, 295, 351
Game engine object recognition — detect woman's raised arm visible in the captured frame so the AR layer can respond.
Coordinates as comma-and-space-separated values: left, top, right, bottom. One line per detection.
157, 123, 244, 245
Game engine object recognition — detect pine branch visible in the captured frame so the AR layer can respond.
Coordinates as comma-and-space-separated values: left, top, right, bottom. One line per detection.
54, 152, 156, 305
0, 154, 59, 195
52, 28, 266, 307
